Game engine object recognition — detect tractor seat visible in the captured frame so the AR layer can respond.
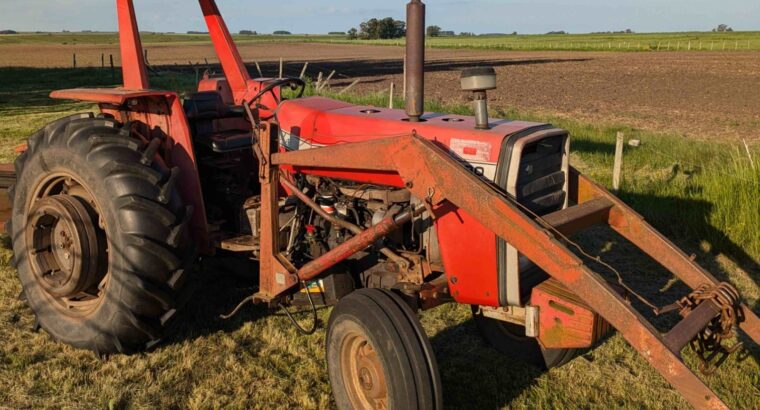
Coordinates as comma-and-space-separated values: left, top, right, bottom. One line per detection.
203, 130, 254, 153
184, 91, 252, 153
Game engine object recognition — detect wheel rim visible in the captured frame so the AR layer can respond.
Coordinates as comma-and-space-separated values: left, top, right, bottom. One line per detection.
340, 331, 389, 410
25, 174, 109, 317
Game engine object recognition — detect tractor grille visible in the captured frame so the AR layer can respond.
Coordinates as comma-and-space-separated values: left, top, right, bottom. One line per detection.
515, 135, 566, 215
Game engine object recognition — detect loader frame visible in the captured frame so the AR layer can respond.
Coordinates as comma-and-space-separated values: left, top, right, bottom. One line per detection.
256, 130, 758, 409
34, 0, 757, 408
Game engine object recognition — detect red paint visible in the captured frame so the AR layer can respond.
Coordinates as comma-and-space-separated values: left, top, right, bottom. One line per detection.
276, 97, 547, 306
116, 0, 148, 90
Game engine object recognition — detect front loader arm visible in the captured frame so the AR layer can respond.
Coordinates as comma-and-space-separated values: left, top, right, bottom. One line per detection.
270, 133, 757, 409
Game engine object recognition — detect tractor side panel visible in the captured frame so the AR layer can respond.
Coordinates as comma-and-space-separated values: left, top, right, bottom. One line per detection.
435, 204, 499, 306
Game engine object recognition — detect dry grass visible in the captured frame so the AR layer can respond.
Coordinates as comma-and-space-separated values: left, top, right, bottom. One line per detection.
0, 68, 758, 409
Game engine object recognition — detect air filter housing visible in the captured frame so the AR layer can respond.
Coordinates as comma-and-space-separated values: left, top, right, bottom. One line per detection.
461, 67, 497, 130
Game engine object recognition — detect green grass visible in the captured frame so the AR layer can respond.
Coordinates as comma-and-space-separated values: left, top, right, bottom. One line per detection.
2, 31, 759, 52
0, 67, 758, 409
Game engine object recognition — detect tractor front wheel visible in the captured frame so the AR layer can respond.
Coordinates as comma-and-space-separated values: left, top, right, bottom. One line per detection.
472, 306, 577, 369
10, 114, 193, 355
326, 289, 443, 410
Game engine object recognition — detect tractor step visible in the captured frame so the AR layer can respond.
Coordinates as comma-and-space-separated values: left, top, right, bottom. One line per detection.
213, 233, 259, 253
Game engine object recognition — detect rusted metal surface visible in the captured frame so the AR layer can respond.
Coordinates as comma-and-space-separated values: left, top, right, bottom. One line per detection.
0, 164, 15, 226
297, 206, 421, 282
541, 197, 613, 236
279, 175, 410, 268
273, 134, 732, 409
50, 88, 178, 105
663, 299, 721, 355
218, 234, 259, 253
405, 0, 425, 122
531, 279, 611, 349
256, 123, 299, 301
668, 283, 744, 375
340, 330, 389, 409
419, 277, 452, 310
571, 167, 760, 346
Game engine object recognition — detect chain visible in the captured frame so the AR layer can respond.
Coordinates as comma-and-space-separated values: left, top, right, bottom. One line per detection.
680, 283, 744, 375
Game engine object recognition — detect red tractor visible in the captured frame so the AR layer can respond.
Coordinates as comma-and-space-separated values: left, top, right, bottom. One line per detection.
5, 1, 758, 408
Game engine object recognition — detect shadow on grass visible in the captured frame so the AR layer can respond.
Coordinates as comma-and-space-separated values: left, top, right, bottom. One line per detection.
571, 139, 759, 297
429, 318, 544, 409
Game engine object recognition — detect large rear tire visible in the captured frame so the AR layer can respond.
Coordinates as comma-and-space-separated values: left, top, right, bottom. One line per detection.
472, 306, 576, 369
326, 289, 443, 410
10, 113, 193, 355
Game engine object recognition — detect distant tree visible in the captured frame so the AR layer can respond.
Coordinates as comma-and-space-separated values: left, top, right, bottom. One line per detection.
273, 30, 292, 35
359, 17, 405, 39
426, 25, 442, 37
187, 31, 209, 34
328, 31, 346, 35
459, 32, 475, 37
439, 31, 455, 37
0, 30, 17, 34
546, 30, 567, 35
347, 27, 358, 39
714, 24, 732, 32
511, 31, 518, 35
239, 30, 257, 35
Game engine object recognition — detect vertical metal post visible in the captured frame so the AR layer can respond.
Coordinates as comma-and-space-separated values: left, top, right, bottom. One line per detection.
199, 0, 252, 103
405, 0, 425, 122
116, 0, 149, 89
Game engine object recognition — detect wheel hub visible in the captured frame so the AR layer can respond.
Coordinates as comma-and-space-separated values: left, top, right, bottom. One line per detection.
26, 195, 101, 298
341, 333, 388, 409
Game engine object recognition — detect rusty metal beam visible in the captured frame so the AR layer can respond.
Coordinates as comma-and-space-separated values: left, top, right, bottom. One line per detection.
571, 168, 760, 346
542, 197, 613, 236
663, 300, 722, 355
273, 134, 730, 409
296, 206, 421, 282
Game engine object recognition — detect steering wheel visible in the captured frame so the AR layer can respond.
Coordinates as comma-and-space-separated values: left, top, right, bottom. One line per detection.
251, 77, 306, 112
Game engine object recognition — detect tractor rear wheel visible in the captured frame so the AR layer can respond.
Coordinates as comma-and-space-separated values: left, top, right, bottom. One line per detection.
472, 306, 576, 369
326, 289, 443, 410
10, 113, 193, 355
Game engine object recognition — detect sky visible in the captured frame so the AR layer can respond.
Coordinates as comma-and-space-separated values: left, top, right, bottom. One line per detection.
1, 0, 759, 35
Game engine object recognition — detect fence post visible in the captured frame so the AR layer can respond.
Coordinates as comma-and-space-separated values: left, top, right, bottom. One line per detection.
613, 132, 625, 191
279, 58, 284, 78
101, 53, 105, 68
110, 54, 115, 81
402, 55, 407, 99
389, 82, 395, 109
339, 79, 360, 95
299, 62, 309, 79
73, 53, 77, 68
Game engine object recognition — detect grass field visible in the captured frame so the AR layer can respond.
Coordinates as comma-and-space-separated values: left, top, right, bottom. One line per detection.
0, 68, 758, 409
2, 30, 759, 52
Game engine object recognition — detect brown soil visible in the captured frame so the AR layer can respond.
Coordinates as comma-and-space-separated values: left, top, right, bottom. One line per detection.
2, 43, 759, 141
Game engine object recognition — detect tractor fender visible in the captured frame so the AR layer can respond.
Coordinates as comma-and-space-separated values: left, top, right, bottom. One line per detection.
50, 88, 210, 252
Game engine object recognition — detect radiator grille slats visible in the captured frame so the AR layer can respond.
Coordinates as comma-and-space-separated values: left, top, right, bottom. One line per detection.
516, 136, 566, 215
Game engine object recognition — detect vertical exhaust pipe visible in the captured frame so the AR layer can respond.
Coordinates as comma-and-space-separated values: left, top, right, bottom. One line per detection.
405, 0, 425, 122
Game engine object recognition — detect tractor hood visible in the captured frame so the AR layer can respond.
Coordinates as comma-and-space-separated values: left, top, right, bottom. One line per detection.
276, 97, 549, 182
